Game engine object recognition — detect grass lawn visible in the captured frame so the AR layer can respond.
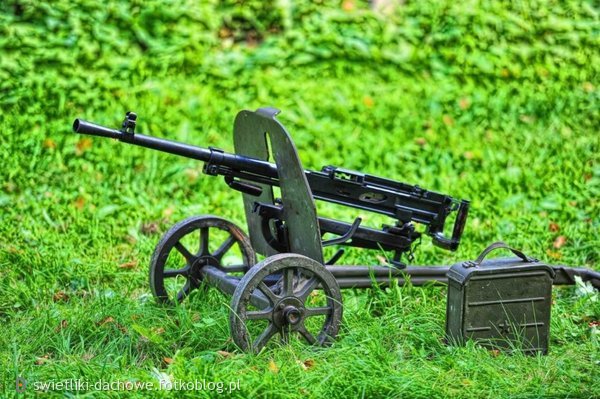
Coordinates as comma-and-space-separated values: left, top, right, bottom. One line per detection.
1, 1, 598, 397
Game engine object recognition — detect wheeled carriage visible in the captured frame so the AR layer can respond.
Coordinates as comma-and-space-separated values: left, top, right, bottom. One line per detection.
73, 108, 600, 352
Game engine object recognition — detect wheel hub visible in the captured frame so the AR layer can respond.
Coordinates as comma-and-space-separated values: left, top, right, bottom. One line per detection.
190, 256, 219, 279
273, 297, 304, 328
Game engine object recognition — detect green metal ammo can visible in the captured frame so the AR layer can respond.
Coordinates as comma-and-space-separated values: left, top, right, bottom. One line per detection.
446, 242, 555, 354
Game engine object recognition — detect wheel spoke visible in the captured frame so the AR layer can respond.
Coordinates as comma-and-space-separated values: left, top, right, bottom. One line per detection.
252, 323, 277, 351
246, 309, 273, 320
174, 242, 195, 264
283, 268, 294, 296
257, 282, 279, 305
304, 306, 332, 317
296, 276, 319, 301
199, 227, 209, 255
213, 235, 235, 260
297, 325, 317, 345
163, 265, 190, 278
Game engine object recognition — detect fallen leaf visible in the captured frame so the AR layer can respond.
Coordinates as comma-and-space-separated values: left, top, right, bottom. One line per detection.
442, 115, 454, 126
35, 354, 50, 365
53, 291, 69, 302
73, 196, 86, 210
55, 319, 68, 333
219, 27, 232, 39
141, 221, 160, 236
589, 321, 599, 328
75, 138, 93, 155
301, 358, 315, 371
119, 260, 138, 269
458, 97, 471, 110
415, 137, 427, 146
548, 222, 560, 233
546, 249, 562, 260
162, 207, 174, 218
43, 138, 56, 149
582, 82, 594, 93
519, 115, 534, 124
489, 349, 500, 357
97, 316, 115, 326
362, 95, 374, 108
185, 168, 200, 183
163, 357, 173, 365
553, 236, 567, 249
153, 327, 166, 335
342, 0, 355, 12
268, 359, 279, 373
217, 350, 234, 358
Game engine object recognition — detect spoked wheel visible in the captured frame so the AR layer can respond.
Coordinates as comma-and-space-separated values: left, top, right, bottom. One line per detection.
150, 215, 257, 305
229, 253, 343, 353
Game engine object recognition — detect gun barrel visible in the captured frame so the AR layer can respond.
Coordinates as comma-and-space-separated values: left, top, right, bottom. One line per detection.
73, 119, 278, 178
74, 119, 123, 139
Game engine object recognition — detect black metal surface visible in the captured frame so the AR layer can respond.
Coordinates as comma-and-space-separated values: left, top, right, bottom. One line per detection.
200, 266, 269, 309
148, 215, 256, 304
447, 267, 554, 355
446, 242, 554, 354
229, 253, 342, 353
232, 110, 278, 257
551, 266, 600, 289
234, 108, 324, 263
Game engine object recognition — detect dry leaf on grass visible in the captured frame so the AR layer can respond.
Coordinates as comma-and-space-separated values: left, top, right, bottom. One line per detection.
299, 358, 315, 371
268, 359, 279, 373
53, 291, 69, 302
553, 236, 567, 249
35, 354, 50, 365
119, 260, 138, 269
55, 319, 68, 333
217, 350, 234, 358
75, 138, 93, 155
97, 316, 115, 326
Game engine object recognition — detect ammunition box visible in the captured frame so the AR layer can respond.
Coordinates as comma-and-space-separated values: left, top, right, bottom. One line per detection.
446, 242, 554, 354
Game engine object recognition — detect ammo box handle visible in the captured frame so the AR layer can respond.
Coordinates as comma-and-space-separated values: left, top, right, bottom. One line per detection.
464, 241, 537, 268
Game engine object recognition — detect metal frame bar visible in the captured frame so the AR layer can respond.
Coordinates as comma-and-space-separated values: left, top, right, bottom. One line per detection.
199, 264, 600, 298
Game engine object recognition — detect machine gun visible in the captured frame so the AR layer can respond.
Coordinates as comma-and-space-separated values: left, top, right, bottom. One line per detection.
73, 107, 598, 353
74, 108, 469, 267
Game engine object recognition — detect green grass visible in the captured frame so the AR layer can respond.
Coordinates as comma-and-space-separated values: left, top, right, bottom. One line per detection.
1, 0, 599, 397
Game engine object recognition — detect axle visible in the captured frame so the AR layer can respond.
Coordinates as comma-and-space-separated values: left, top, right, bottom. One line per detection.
198, 264, 600, 302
